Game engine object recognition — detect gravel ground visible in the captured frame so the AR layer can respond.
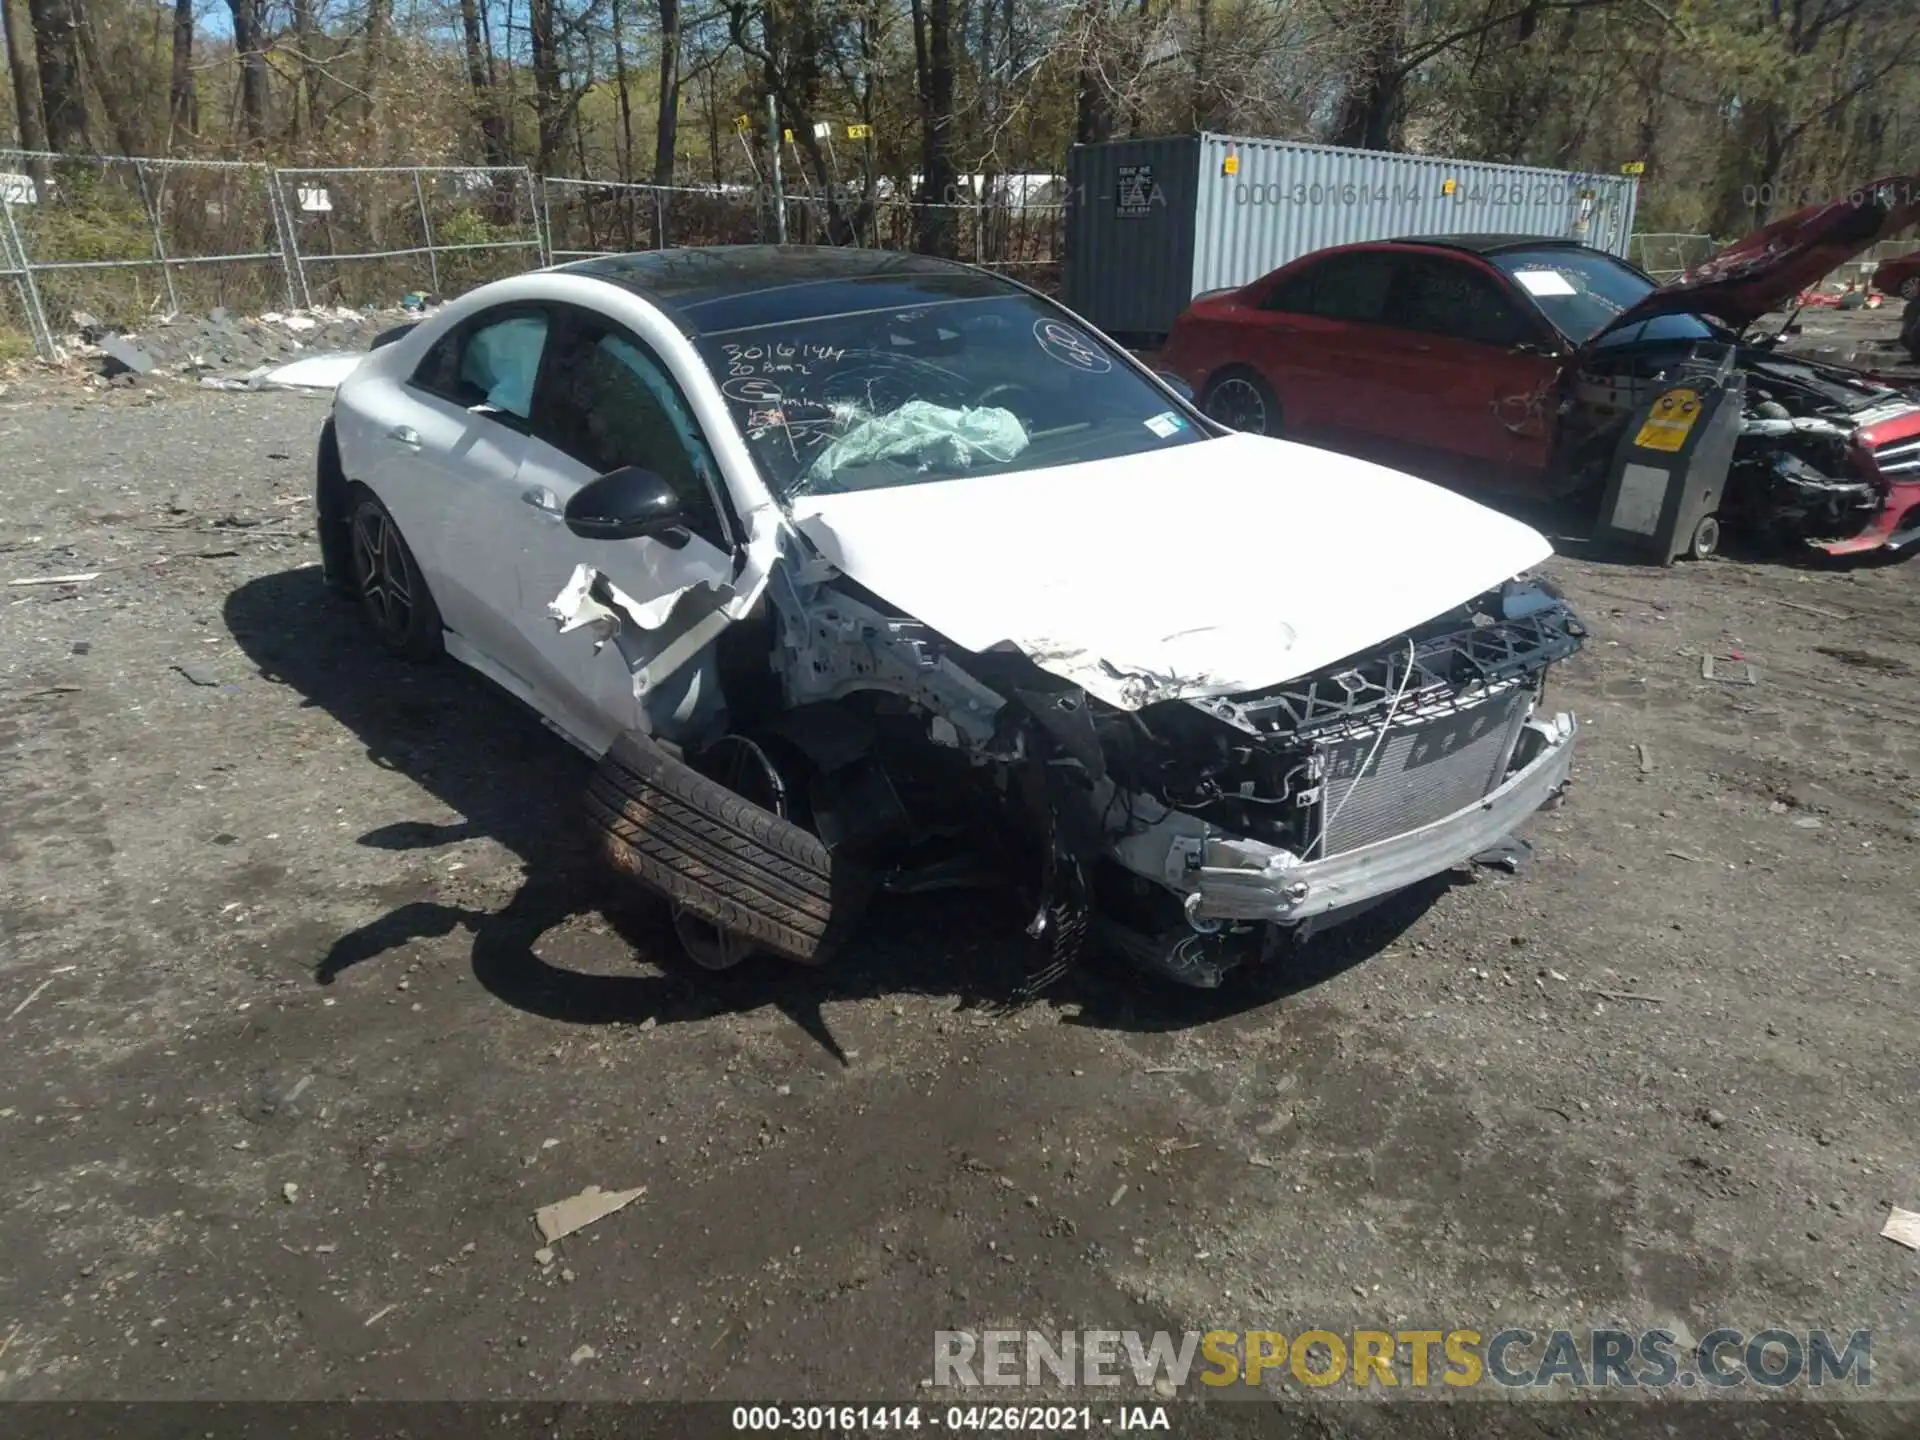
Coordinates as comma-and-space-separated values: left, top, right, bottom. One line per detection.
1, 387, 1918, 1430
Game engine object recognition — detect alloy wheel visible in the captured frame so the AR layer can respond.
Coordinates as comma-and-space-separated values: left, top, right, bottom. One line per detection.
351, 505, 414, 640
1205, 377, 1270, 434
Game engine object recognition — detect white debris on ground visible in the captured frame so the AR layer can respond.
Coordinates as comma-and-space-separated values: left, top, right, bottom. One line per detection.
533, 1183, 647, 1244
28, 303, 426, 390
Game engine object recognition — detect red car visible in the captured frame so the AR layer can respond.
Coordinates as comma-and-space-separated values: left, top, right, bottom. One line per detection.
1872, 250, 1920, 299
1160, 177, 1920, 557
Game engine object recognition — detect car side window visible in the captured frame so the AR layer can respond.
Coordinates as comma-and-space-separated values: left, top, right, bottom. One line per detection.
1260, 253, 1395, 324
411, 310, 549, 421
533, 313, 729, 549
1391, 257, 1531, 347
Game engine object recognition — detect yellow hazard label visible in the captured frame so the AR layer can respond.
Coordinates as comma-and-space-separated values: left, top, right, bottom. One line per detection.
1634, 388, 1702, 452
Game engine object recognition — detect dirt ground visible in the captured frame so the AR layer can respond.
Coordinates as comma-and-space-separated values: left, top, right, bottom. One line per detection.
2, 381, 1918, 1430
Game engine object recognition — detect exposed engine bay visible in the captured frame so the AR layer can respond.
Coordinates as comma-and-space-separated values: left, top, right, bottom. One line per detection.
670, 565, 1587, 989
1560, 335, 1920, 549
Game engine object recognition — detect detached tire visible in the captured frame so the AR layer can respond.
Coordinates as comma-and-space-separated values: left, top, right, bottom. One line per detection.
585, 730, 856, 965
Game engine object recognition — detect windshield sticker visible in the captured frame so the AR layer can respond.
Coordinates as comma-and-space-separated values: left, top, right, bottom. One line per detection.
1143, 411, 1186, 438
1033, 318, 1112, 373
1513, 269, 1578, 297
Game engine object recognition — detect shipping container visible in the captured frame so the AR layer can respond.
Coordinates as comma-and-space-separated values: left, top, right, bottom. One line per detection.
1065, 133, 1640, 342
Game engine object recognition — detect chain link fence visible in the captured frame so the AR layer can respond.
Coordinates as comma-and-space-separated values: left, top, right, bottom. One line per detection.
1626, 232, 1718, 281
3, 154, 1070, 362
273, 165, 545, 310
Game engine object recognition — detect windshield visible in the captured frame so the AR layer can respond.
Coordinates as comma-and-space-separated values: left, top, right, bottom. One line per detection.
692, 293, 1205, 500
1492, 246, 1716, 345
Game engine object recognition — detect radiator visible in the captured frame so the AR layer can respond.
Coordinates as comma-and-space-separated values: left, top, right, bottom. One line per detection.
1316, 688, 1531, 856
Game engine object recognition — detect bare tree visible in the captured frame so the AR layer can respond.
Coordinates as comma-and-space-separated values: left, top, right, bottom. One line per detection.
913, 0, 957, 254
459, 0, 510, 166
2, 0, 50, 161
75, 0, 143, 155
167, 0, 197, 147
225, 0, 270, 145
653, 0, 682, 197
24, 0, 90, 152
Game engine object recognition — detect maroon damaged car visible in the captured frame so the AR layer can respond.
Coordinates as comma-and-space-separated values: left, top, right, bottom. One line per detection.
1161, 175, 1920, 558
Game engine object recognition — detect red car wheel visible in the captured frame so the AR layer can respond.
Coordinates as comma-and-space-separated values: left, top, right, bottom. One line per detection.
1201, 369, 1279, 436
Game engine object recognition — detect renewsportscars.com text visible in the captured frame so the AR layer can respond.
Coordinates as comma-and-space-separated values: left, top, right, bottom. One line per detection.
933, 1328, 1872, 1391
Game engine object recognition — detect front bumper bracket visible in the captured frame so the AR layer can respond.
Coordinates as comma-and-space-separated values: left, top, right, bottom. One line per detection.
1189, 713, 1578, 924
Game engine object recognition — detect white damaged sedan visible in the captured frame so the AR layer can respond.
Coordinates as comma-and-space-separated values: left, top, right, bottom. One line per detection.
318, 246, 1583, 986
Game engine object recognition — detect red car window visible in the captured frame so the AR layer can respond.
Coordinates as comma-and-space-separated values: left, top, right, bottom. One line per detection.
1391, 256, 1532, 346
1261, 252, 1397, 323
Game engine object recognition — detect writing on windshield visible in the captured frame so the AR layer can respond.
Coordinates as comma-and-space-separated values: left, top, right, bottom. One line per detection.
694, 295, 1203, 499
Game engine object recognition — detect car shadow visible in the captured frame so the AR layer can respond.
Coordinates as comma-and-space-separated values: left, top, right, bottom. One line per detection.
224, 566, 1451, 1062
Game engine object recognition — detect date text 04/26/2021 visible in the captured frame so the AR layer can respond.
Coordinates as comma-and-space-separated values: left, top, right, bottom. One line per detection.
730, 1407, 1170, 1432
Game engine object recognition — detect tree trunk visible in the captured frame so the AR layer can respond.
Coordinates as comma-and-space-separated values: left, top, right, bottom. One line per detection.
652, 0, 681, 193
24, 0, 89, 152
458, 0, 509, 167
363, 0, 390, 149
167, 0, 196, 145
528, 0, 563, 174
2, 0, 51, 163
1071, 0, 1111, 148
607, 0, 633, 187
291, 0, 324, 146
225, 0, 269, 145
1331, 0, 1407, 150
913, 0, 956, 255
76, 0, 141, 154
1191, 0, 1210, 130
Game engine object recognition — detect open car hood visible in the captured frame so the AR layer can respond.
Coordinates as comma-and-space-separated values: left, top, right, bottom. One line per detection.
788, 433, 1554, 711
1593, 174, 1920, 343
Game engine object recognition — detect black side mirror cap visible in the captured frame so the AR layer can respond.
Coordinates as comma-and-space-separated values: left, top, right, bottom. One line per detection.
1154, 369, 1195, 402
563, 466, 690, 547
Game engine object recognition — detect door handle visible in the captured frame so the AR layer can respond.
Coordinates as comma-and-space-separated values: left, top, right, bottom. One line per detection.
520, 487, 562, 517
386, 424, 421, 448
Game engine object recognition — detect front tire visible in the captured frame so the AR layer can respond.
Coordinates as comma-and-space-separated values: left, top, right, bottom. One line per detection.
584, 729, 866, 966
347, 490, 443, 661
1200, 367, 1280, 435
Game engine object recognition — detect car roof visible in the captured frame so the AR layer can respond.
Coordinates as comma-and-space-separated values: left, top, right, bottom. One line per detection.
555, 245, 1026, 337
1386, 234, 1592, 257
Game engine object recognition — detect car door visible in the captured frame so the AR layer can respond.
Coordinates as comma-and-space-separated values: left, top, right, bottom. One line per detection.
358, 304, 551, 670
1234, 250, 1411, 450
1379, 253, 1561, 482
512, 305, 742, 755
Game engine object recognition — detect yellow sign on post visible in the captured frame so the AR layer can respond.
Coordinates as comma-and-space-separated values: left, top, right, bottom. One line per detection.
782, 128, 794, 143
1621, 160, 1646, 175
733, 114, 750, 133
847, 123, 872, 140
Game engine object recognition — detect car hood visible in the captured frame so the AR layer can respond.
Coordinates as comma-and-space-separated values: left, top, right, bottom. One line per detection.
787, 432, 1554, 710
1594, 174, 1920, 342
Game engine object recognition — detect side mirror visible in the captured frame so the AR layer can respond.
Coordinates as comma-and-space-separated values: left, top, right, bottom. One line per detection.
1154, 369, 1195, 402
563, 466, 690, 547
